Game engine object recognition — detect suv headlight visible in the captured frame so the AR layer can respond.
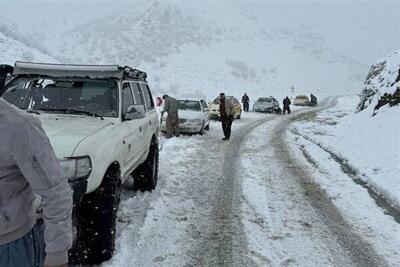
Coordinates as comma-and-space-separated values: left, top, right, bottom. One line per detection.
59, 156, 92, 182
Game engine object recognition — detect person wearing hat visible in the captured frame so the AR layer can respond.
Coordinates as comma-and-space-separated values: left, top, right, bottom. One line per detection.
162, 95, 180, 138
219, 93, 235, 140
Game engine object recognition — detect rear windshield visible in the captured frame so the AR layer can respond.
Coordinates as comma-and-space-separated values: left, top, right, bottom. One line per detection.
295, 95, 308, 99
3, 77, 119, 117
257, 98, 273, 102
178, 100, 201, 111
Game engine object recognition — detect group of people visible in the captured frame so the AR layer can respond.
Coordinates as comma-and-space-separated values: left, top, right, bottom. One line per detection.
161, 93, 235, 141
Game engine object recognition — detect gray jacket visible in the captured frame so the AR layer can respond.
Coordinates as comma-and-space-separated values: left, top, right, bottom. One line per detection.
0, 99, 73, 266
163, 96, 179, 116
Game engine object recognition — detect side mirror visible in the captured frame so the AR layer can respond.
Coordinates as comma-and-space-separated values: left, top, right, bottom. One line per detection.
124, 105, 146, 120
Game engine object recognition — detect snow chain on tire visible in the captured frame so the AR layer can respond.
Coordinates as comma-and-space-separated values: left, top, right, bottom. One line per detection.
69, 166, 121, 265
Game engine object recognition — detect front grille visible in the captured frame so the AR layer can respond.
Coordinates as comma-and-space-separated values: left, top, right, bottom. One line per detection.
179, 119, 187, 123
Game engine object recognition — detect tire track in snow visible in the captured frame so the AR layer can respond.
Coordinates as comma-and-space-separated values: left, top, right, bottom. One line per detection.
273, 107, 390, 267
189, 115, 276, 266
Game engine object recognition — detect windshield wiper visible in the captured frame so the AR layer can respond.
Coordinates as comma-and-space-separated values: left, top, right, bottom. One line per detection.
37, 108, 104, 119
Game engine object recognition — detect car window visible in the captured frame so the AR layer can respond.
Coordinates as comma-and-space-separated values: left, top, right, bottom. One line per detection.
201, 100, 208, 110
140, 83, 155, 111
122, 83, 134, 115
178, 100, 202, 111
130, 82, 145, 107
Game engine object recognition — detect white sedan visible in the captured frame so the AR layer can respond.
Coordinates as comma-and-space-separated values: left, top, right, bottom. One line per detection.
162, 99, 210, 135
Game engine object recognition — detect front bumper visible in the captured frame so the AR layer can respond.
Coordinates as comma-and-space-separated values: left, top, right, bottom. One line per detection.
160, 121, 203, 133
69, 178, 88, 204
254, 107, 274, 113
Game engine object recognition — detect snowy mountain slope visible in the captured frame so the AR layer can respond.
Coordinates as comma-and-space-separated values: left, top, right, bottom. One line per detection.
0, 17, 55, 64
0, 32, 56, 64
44, 1, 366, 101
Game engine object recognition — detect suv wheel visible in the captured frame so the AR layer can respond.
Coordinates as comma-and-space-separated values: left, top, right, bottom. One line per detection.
69, 166, 121, 265
133, 139, 159, 191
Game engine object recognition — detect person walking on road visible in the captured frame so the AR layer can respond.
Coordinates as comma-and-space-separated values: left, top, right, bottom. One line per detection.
242, 93, 250, 112
219, 93, 235, 140
283, 96, 291, 115
162, 95, 180, 138
0, 73, 73, 267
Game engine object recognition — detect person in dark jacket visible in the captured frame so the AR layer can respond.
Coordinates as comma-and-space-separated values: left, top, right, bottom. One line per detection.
283, 96, 291, 115
242, 93, 250, 112
219, 93, 235, 140
310, 94, 318, 106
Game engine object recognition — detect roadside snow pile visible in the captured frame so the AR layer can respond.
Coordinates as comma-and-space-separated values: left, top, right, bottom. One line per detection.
358, 50, 400, 114
291, 95, 400, 210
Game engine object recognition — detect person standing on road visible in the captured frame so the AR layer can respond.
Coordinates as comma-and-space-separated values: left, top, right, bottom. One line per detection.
162, 95, 180, 138
0, 97, 73, 266
283, 96, 291, 115
219, 93, 235, 140
310, 94, 318, 106
242, 93, 250, 112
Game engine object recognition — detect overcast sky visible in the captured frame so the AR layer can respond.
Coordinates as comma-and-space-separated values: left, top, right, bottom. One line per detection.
1, 0, 399, 65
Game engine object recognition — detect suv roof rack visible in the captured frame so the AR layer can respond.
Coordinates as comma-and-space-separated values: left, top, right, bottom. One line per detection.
12, 62, 147, 82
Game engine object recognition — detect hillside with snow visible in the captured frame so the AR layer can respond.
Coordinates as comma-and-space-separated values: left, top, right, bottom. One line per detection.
1, 1, 368, 101
0, 18, 56, 64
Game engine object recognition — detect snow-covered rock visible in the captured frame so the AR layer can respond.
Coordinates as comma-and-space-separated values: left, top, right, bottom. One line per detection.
358, 50, 400, 113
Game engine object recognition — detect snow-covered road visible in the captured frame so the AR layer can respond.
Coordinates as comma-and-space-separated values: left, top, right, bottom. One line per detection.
104, 102, 399, 267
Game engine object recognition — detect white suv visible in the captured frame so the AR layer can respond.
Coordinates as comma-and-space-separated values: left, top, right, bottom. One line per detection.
1, 62, 160, 264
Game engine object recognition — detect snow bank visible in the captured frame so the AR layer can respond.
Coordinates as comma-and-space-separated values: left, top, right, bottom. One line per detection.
292, 95, 400, 209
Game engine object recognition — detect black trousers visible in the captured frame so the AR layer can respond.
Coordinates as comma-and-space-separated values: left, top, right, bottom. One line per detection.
221, 116, 233, 138
283, 105, 291, 114
243, 102, 249, 112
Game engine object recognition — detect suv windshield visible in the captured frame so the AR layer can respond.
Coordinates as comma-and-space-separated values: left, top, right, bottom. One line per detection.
213, 98, 220, 104
3, 78, 119, 117
178, 100, 201, 111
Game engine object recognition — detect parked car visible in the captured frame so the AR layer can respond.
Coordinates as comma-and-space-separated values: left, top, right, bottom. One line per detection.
1, 62, 160, 265
253, 97, 280, 113
209, 96, 242, 120
161, 99, 210, 134
293, 95, 311, 106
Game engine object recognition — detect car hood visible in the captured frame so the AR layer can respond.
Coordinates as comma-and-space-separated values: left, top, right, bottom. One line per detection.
209, 104, 219, 109
179, 110, 204, 120
38, 114, 114, 158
